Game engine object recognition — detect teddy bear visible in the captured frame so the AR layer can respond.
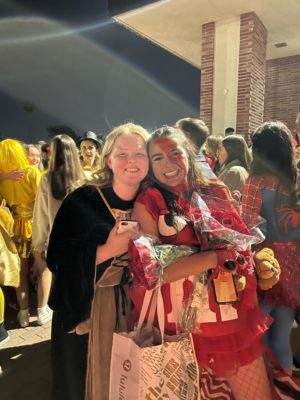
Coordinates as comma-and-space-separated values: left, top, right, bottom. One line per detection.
254, 248, 281, 290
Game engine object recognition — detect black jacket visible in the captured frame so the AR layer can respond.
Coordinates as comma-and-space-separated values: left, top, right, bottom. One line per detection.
47, 185, 133, 332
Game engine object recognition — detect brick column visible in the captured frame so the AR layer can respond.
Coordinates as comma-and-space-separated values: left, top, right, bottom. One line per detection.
236, 12, 267, 142
200, 22, 215, 132
264, 55, 300, 130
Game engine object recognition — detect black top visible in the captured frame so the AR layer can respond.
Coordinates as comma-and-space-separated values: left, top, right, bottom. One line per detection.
47, 184, 135, 331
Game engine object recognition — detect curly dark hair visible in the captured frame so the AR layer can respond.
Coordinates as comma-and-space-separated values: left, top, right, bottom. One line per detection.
250, 121, 299, 204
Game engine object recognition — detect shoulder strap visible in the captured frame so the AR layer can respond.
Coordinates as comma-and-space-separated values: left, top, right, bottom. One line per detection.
96, 187, 116, 220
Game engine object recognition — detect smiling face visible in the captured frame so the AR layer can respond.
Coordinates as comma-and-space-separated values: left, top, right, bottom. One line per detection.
27, 146, 41, 167
149, 137, 189, 188
80, 140, 98, 167
107, 133, 149, 190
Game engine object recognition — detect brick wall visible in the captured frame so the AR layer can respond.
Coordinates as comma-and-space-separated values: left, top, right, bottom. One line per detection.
236, 12, 267, 142
264, 55, 300, 130
200, 22, 215, 132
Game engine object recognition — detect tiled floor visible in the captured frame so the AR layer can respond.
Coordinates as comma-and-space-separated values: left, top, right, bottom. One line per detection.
0, 290, 51, 400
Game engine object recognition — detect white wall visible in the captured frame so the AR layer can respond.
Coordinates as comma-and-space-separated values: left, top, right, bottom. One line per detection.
212, 17, 240, 135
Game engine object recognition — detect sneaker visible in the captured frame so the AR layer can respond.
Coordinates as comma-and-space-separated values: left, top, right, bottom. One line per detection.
17, 308, 30, 328
37, 305, 53, 326
0, 323, 10, 347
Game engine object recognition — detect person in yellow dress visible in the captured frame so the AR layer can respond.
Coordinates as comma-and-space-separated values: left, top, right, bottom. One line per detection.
0, 139, 41, 327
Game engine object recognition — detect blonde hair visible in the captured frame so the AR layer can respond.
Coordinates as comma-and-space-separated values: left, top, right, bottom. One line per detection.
92, 122, 149, 186
206, 135, 223, 158
0, 139, 29, 172
25, 144, 44, 171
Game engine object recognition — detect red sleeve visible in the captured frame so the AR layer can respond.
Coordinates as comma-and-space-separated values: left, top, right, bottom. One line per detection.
135, 188, 168, 222
241, 177, 263, 227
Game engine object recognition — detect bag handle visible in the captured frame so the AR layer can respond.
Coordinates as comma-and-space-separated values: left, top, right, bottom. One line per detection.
96, 187, 116, 220
136, 287, 165, 341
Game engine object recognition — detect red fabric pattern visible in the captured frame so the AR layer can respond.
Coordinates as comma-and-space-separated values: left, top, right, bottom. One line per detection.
241, 175, 279, 227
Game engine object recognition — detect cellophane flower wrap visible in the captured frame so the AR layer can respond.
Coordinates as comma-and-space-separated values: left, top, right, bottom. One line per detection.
191, 192, 264, 251
128, 235, 198, 290
180, 192, 265, 333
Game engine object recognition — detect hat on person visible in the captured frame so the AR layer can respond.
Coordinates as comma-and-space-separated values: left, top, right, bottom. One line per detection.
78, 131, 102, 149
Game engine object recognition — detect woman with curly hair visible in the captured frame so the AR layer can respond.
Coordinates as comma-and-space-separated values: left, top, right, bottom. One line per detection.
131, 126, 272, 399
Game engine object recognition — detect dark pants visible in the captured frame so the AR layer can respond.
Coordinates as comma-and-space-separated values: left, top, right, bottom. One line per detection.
51, 312, 89, 400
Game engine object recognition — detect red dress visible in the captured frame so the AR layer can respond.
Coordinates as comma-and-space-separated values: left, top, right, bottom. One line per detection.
130, 185, 271, 377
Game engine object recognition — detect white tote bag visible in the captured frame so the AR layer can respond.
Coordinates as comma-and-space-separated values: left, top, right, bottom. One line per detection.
109, 288, 200, 400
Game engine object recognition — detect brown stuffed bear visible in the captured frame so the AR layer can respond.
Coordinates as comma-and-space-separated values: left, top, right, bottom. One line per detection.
254, 248, 281, 290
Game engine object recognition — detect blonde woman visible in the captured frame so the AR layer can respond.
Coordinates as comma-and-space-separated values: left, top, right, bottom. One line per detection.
0, 139, 41, 327
205, 134, 223, 174
25, 144, 44, 171
47, 123, 149, 400
32, 135, 85, 325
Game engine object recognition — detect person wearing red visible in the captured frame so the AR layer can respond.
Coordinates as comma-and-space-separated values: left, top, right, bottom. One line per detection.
241, 121, 300, 379
130, 126, 272, 399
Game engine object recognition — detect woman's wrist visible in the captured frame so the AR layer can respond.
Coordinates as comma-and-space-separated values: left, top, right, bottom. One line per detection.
96, 243, 115, 265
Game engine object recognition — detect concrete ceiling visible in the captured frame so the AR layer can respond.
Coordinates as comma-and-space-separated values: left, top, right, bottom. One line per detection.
115, 0, 300, 67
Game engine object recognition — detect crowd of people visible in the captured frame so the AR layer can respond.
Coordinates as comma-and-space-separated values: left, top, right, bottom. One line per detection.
0, 116, 300, 400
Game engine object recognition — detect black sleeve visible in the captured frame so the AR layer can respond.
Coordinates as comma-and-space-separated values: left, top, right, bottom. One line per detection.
47, 186, 101, 332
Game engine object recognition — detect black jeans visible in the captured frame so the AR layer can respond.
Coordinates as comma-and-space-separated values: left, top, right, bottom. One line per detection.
51, 312, 89, 400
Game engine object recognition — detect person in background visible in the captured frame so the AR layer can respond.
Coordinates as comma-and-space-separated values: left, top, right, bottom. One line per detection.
241, 121, 300, 379
32, 135, 85, 325
78, 131, 102, 173
176, 117, 217, 179
205, 135, 223, 174
47, 123, 149, 400
0, 288, 9, 347
291, 111, 300, 147
0, 139, 41, 328
41, 143, 51, 170
25, 144, 44, 171
225, 127, 235, 136
218, 135, 252, 196
0, 195, 20, 346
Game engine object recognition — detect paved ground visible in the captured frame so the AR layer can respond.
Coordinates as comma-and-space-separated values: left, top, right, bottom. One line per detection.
1, 287, 300, 400
0, 289, 51, 400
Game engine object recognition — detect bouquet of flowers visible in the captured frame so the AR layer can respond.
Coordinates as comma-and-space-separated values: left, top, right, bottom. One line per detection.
179, 192, 265, 333
191, 192, 264, 251
128, 235, 199, 290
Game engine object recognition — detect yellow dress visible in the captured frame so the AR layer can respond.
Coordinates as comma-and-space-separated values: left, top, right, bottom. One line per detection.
0, 139, 41, 257
0, 166, 41, 257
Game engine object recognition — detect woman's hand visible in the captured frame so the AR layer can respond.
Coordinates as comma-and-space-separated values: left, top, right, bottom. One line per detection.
162, 251, 218, 283
161, 249, 243, 283
0, 169, 26, 180
95, 220, 139, 264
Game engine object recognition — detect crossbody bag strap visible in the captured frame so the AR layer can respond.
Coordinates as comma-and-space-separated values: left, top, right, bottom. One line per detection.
96, 187, 116, 220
